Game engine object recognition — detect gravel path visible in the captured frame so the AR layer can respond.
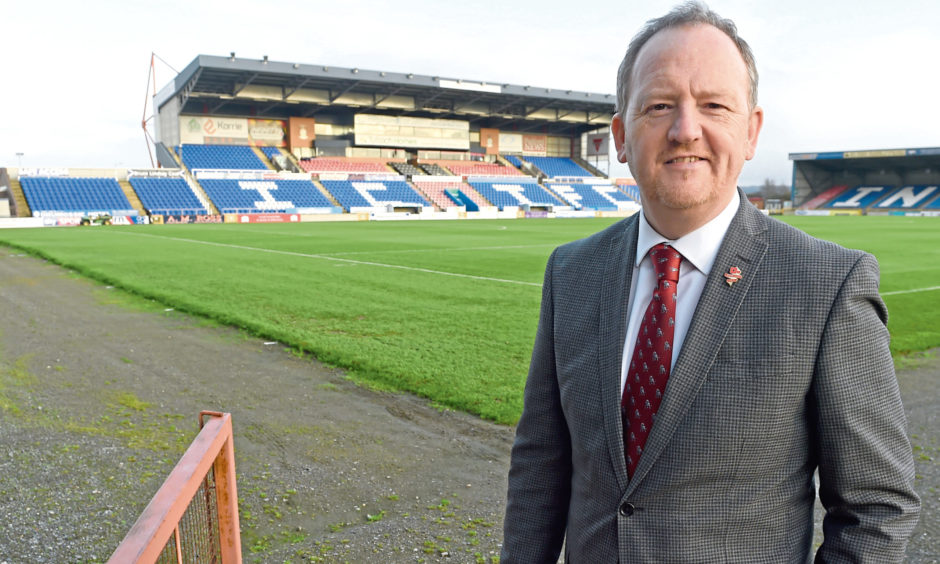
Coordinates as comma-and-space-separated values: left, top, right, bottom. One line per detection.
0, 248, 936, 563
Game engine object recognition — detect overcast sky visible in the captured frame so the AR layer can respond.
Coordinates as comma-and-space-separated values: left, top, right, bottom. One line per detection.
2, 0, 938, 185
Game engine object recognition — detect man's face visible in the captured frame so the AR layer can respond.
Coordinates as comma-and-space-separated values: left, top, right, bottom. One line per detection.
612, 24, 762, 218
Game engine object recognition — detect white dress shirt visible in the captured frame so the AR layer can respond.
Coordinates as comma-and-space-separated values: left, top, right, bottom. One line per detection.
620, 191, 740, 393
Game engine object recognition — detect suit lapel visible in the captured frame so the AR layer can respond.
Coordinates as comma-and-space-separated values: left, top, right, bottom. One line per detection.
626, 197, 770, 491
599, 216, 638, 491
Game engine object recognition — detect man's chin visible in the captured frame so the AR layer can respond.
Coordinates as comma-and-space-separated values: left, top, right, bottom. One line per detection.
652, 187, 717, 211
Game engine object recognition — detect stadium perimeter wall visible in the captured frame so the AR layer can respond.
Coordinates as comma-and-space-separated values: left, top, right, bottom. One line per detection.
0, 207, 637, 229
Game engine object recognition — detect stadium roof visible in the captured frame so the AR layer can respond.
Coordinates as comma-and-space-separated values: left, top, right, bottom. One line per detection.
155, 54, 615, 136
789, 147, 940, 173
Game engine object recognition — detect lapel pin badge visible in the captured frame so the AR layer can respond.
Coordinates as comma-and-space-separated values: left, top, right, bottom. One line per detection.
724, 266, 742, 287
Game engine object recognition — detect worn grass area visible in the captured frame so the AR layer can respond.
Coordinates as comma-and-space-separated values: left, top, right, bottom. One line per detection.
0, 215, 937, 424
0, 348, 191, 454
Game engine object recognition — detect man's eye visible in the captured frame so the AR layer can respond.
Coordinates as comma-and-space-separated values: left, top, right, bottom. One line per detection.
647, 104, 670, 112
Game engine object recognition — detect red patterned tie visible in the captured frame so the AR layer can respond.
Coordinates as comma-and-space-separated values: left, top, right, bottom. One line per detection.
622, 243, 682, 478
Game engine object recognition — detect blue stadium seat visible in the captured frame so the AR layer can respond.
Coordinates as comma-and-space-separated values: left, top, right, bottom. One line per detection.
319, 180, 431, 212
260, 146, 283, 159
178, 144, 268, 170
468, 179, 564, 210
871, 185, 940, 209
924, 189, 940, 209
825, 185, 892, 209
20, 177, 135, 215
617, 183, 641, 202
504, 155, 525, 168
199, 178, 333, 213
525, 156, 594, 178
547, 183, 639, 210
129, 176, 208, 215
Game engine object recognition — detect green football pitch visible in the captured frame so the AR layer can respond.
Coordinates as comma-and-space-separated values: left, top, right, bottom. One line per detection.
1, 215, 937, 424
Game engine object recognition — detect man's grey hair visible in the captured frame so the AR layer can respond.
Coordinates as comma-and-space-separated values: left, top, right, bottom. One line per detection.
615, 1, 759, 117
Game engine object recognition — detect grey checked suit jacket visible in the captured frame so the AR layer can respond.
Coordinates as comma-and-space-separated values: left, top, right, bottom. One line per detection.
502, 193, 920, 563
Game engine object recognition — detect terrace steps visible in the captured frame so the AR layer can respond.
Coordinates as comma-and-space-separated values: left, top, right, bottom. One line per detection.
9, 177, 30, 217
117, 179, 147, 215
189, 178, 220, 215
495, 155, 529, 177
409, 182, 445, 211
311, 179, 342, 208
251, 146, 275, 170
572, 155, 605, 177
459, 184, 490, 208
283, 150, 305, 172
167, 146, 186, 168
541, 184, 568, 205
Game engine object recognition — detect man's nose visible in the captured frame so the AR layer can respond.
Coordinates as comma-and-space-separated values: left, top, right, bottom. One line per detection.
667, 104, 702, 144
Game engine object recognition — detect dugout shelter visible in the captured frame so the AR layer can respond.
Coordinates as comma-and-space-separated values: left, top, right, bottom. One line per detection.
789, 147, 940, 215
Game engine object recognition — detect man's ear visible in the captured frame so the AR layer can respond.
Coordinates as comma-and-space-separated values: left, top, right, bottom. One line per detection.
744, 105, 764, 161
611, 113, 630, 163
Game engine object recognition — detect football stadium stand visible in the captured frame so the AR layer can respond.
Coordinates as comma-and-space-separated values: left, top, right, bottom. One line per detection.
128, 176, 209, 215
794, 183, 940, 212
20, 177, 136, 215
320, 180, 431, 212
468, 179, 565, 210
199, 178, 333, 213
1, 57, 666, 225
547, 182, 639, 210
789, 147, 940, 212
178, 145, 268, 171
526, 156, 594, 178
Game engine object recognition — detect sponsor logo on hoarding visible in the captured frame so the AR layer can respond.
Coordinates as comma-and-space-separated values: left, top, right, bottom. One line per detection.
162, 214, 223, 224
236, 213, 300, 224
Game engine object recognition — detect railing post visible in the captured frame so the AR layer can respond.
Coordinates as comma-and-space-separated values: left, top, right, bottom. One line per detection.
213, 416, 242, 562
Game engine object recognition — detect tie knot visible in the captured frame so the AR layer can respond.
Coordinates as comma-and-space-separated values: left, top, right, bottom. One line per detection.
649, 243, 682, 283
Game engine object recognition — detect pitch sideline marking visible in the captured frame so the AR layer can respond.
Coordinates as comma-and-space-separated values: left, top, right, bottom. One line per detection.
118, 232, 543, 287
881, 285, 940, 297
321, 243, 557, 256
177, 226, 556, 255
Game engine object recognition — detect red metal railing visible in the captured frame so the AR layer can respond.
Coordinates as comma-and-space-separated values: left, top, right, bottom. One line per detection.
108, 411, 242, 564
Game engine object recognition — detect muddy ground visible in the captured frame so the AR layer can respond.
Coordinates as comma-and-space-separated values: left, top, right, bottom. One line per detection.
0, 248, 936, 563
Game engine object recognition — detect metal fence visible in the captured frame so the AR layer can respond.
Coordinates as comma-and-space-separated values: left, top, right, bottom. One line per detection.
108, 411, 241, 564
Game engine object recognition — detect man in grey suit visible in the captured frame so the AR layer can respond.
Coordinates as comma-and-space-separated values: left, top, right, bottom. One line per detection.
501, 2, 920, 562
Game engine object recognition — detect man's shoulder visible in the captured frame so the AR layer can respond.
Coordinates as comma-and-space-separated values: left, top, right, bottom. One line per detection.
756, 212, 872, 276
762, 213, 863, 256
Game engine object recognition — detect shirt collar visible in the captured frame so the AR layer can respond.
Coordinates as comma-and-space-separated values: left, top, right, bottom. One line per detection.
635, 190, 740, 275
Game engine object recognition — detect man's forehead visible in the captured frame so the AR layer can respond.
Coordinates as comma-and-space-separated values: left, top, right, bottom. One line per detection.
630, 24, 749, 96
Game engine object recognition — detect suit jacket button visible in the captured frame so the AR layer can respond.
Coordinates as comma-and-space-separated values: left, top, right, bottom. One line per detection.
619, 502, 635, 517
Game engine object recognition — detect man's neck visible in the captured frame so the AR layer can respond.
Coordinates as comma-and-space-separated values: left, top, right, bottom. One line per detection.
642, 190, 737, 240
